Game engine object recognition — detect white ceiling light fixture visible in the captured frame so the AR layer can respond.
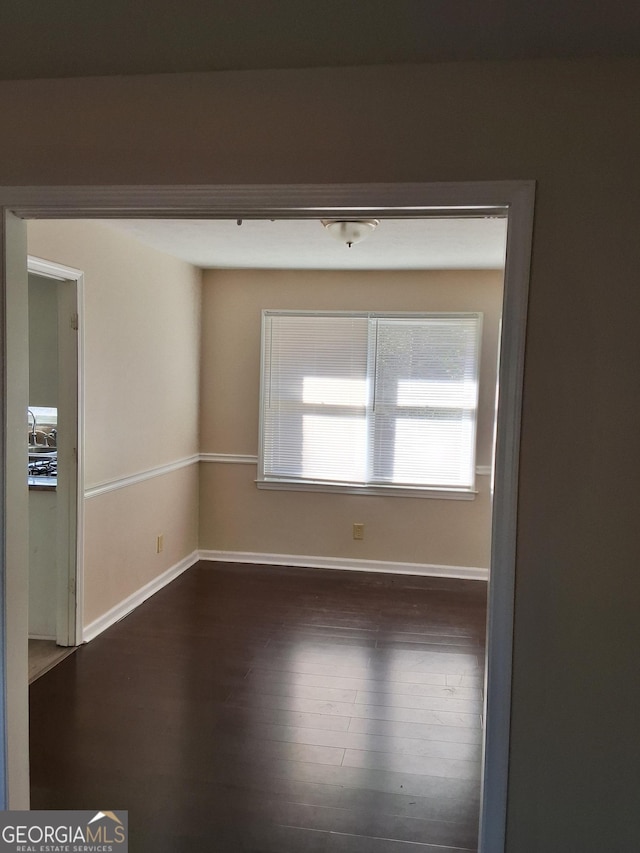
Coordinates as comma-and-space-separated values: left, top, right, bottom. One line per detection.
321, 218, 380, 248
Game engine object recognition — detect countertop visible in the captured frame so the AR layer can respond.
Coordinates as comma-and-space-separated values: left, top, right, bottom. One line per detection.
28, 477, 56, 491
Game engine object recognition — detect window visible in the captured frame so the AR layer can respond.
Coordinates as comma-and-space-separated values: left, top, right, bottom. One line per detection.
259, 311, 482, 498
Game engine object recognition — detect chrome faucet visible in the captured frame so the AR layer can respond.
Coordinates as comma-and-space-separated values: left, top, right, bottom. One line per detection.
27, 408, 37, 444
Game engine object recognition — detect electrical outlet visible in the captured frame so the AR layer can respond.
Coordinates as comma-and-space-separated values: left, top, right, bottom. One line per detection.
156, 534, 164, 553
353, 523, 364, 540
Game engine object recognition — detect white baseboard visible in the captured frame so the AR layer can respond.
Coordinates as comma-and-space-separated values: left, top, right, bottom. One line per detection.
81, 548, 486, 645
199, 550, 488, 581
82, 550, 200, 642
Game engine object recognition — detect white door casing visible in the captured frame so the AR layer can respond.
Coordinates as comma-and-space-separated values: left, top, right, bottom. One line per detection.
28, 257, 84, 648
0, 182, 534, 851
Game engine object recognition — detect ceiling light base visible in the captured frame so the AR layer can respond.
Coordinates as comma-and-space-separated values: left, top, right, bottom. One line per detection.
321, 219, 380, 248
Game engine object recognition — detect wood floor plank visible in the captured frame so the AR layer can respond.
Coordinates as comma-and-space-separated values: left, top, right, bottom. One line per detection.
30, 562, 485, 852
268, 636, 379, 650
347, 716, 484, 745
446, 673, 485, 688
217, 705, 354, 733
246, 668, 479, 696
262, 757, 482, 801
366, 651, 481, 671
249, 799, 479, 848
327, 833, 476, 853
227, 691, 483, 728
354, 690, 484, 714
249, 659, 373, 679
335, 786, 479, 825
243, 722, 482, 762
229, 681, 360, 704
342, 748, 482, 781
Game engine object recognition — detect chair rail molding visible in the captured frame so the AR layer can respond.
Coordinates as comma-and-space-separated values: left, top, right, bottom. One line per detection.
84, 455, 200, 499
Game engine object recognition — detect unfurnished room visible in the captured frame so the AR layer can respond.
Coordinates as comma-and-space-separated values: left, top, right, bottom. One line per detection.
26, 214, 505, 852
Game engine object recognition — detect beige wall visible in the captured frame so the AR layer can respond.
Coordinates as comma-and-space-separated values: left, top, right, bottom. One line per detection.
1, 58, 639, 848
28, 273, 58, 407
27, 220, 202, 624
28, 220, 202, 486
83, 464, 199, 625
200, 268, 502, 568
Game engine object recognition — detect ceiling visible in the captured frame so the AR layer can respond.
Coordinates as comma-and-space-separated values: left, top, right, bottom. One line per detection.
1, 1, 638, 81
99, 217, 508, 271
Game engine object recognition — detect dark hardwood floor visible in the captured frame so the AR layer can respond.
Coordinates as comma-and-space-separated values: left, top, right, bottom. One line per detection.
30, 562, 487, 852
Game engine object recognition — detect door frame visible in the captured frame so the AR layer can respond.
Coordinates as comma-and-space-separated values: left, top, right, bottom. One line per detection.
0, 181, 535, 850
27, 256, 84, 647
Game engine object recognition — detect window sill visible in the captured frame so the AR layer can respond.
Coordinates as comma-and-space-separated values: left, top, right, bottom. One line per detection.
256, 479, 477, 500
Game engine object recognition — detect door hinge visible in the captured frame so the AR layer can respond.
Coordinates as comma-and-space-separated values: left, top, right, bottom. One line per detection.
70, 312, 79, 330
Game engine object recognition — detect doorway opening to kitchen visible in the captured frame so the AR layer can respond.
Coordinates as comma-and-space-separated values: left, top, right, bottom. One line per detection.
27, 257, 83, 681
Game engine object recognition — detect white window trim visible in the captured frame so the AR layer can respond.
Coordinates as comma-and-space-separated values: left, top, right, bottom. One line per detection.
258, 309, 482, 498
256, 479, 478, 500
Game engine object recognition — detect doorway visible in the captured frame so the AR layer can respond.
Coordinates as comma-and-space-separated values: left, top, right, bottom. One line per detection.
27, 256, 83, 663
0, 182, 534, 850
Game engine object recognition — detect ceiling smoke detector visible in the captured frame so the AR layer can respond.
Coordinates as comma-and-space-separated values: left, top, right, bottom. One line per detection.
321, 219, 380, 248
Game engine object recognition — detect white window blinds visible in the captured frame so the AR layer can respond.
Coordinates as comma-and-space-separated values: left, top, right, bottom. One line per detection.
260, 311, 481, 492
